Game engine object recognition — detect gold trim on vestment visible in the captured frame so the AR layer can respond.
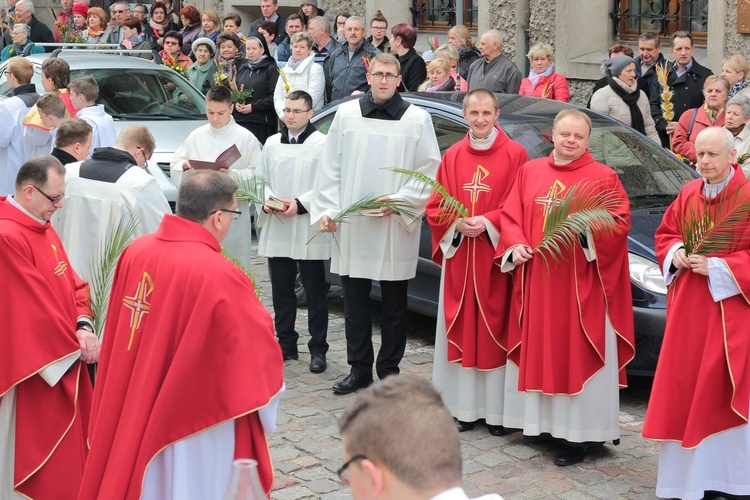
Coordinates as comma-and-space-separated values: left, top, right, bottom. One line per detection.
1, 348, 81, 398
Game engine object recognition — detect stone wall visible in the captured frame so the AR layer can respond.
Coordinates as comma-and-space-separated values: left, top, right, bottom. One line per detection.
528, 0, 555, 48
567, 78, 595, 108
487, 0, 522, 61
724, 0, 750, 56
324, 0, 365, 18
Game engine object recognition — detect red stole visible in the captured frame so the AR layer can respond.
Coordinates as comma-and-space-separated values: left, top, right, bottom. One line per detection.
426, 127, 528, 369
643, 165, 750, 448
0, 198, 93, 499
497, 151, 635, 394
80, 215, 284, 499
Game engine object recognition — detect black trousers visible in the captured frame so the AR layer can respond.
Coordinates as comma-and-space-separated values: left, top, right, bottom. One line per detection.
340, 276, 408, 379
267, 257, 328, 356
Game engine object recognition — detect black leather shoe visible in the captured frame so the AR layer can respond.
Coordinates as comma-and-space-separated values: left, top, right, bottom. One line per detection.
554, 444, 589, 466
332, 373, 373, 395
455, 420, 475, 432
487, 425, 506, 436
309, 353, 327, 373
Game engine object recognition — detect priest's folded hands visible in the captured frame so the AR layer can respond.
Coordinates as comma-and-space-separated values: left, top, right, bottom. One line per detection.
456, 216, 486, 238
76, 328, 100, 364
511, 244, 534, 265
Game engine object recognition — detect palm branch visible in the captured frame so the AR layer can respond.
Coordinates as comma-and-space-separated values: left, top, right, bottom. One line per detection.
221, 248, 262, 302
388, 168, 469, 224
234, 175, 267, 205
680, 185, 750, 255
89, 216, 141, 336
533, 180, 626, 269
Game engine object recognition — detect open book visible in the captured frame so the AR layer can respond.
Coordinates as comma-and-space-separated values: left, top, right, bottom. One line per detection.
190, 144, 242, 171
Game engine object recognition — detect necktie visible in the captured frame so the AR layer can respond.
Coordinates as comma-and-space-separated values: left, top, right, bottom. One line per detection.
290, 137, 297, 144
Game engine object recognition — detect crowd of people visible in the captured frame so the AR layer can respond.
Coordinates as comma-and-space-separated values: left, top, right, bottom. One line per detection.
2, 2, 750, 499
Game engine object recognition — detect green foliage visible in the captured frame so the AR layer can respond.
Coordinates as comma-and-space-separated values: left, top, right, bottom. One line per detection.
680, 185, 750, 256
89, 216, 141, 336
234, 176, 267, 206
388, 167, 469, 223
221, 248, 262, 302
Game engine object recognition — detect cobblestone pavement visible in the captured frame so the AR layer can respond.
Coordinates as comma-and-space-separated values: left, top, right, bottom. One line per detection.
250, 248, 660, 500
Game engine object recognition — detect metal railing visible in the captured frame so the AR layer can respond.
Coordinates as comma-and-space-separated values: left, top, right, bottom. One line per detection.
611, 0, 708, 40
410, 0, 478, 30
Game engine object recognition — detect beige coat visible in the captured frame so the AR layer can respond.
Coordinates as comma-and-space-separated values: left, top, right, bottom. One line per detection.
590, 77, 660, 144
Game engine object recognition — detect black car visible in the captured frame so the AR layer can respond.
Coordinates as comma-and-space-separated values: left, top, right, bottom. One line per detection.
309, 92, 698, 375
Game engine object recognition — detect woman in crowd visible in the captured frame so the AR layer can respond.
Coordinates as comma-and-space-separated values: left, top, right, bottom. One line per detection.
722, 55, 750, 99
390, 23, 426, 92
178, 5, 202, 56
366, 10, 390, 53
257, 21, 278, 57
590, 54, 660, 143
235, 33, 279, 144
299, 1, 326, 29
519, 42, 570, 102
0, 24, 43, 62
187, 37, 217, 94
85, 7, 111, 45
418, 58, 455, 92
120, 17, 153, 59
723, 95, 750, 177
198, 10, 221, 43
433, 44, 466, 91
160, 30, 192, 69
273, 32, 324, 119
216, 31, 244, 79
70, 3, 89, 37
335, 11, 350, 43
447, 24, 480, 84
145, 2, 179, 48
672, 75, 729, 164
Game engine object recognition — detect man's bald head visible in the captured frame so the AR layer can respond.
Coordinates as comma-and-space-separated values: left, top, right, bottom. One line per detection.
695, 127, 736, 184
696, 126, 734, 153
479, 29, 502, 60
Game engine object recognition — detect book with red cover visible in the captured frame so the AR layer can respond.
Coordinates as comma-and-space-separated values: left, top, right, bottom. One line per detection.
190, 144, 242, 171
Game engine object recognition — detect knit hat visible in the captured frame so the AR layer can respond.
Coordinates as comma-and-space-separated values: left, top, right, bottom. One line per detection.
72, 3, 89, 17
301, 0, 318, 6
602, 54, 635, 78
422, 49, 435, 62
191, 37, 216, 56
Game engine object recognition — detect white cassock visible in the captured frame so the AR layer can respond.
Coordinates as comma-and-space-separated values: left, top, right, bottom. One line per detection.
500, 240, 621, 443
272, 54, 325, 120
310, 98, 441, 281
51, 163, 171, 282
256, 130, 330, 259
76, 105, 117, 153
22, 125, 55, 158
432, 221, 525, 428
0, 96, 36, 195
171, 118, 262, 269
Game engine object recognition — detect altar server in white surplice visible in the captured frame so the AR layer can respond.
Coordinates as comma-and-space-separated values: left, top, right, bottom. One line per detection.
52, 125, 171, 283
257, 90, 331, 373
310, 53, 441, 395
171, 85, 263, 269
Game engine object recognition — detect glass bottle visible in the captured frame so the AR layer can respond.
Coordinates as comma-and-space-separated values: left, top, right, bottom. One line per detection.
222, 459, 266, 500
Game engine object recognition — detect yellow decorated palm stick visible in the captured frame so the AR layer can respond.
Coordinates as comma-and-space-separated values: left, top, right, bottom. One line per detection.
655, 63, 674, 150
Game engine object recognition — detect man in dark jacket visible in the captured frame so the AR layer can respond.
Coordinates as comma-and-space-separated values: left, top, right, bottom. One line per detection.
3, 0, 54, 52
466, 29, 521, 94
634, 33, 669, 147
390, 23, 425, 92
664, 30, 713, 139
250, 0, 285, 45
325, 16, 379, 103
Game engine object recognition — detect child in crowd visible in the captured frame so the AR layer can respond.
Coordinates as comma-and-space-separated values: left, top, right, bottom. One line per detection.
23, 93, 67, 156
69, 76, 116, 153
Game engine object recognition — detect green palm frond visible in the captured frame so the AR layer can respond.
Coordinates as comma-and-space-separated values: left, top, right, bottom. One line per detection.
534, 180, 626, 269
234, 176, 267, 205
221, 248, 262, 302
388, 167, 469, 224
680, 185, 750, 255
89, 216, 141, 336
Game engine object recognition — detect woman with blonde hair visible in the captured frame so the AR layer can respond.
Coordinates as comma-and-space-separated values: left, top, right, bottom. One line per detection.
434, 44, 467, 91
273, 32, 324, 119
722, 55, 750, 99
672, 75, 730, 163
198, 9, 221, 42
418, 58, 455, 92
519, 42, 569, 102
447, 24, 480, 83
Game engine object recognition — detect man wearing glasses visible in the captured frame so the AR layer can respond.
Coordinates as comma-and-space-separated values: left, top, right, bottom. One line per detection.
0, 155, 98, 499
79, 170, 284, 500
337, 375, 503, 499
107, 0, 132, 44
171, 85, 262, 268
312, 53, 441, 394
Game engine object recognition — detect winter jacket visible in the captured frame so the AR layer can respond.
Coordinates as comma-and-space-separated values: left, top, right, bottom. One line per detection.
590, 77, 660, 144
325, 40, 380, 103
457, 45, 480, 80
187, 60, 218, 94
396, 48, 427, 92
666, 58, 713, 123
634, 52, 669, 146
672, 105, 726, 163
519, 72, 570, 102
235, 33, 280, 128
179, 23, 201, 56
274, 53, 325, 119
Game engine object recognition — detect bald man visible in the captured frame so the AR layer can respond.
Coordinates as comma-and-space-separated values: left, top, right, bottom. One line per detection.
466, 29, 522, 94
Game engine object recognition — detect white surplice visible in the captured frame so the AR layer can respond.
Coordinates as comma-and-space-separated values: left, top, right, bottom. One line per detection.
171, 118, 263, 269
310, 98, 441, 281
76, 105, 116, 153
0, 96, 36, 195
256, 130, 331, 260
51, 163, 171, 282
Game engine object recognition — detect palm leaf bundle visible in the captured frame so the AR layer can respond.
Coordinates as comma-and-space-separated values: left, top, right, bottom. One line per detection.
388, 168, 469, 224
234, 175, 267, 206
221, 248, 262, 302
533, 180, 626, 269
89, 216, 141, 336
679, 185, 750, 256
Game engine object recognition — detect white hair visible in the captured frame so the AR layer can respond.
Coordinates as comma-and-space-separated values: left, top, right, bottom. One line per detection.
696, 126, 735, 153
727, 95, 750, 119
12, 23, 30, 35
15, 0, 34, 15
345, 15, 364, 29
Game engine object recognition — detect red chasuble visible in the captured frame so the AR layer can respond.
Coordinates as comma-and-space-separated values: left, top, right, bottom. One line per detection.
643, 164, 750, 449
426, 126, 529, 369
79, 215, 284, 499
496, 151, 635, 394
0, 197, 93, 499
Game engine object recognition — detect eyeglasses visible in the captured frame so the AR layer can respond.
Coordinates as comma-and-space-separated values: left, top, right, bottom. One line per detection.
370, 72, 398, 82
371, 26, 387, 31
336, 454, 366, 485
32, 185, 64, 204
164, 40, 179, 45
209, 209, 242, 220
283, 108, 311, 115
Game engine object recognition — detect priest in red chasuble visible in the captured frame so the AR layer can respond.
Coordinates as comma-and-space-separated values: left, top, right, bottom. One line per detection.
0, 156, 98, 499
643, 127, 750, 500
497, 109, 634, 466
80, 170, 285, 500
427, 89, 529, 436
